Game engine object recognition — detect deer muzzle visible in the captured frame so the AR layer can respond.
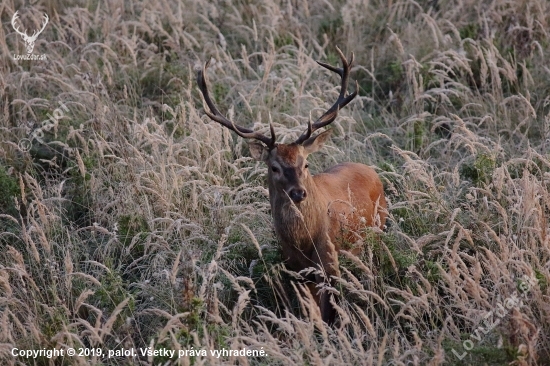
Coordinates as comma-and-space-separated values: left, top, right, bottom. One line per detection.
288, 187, 307, 203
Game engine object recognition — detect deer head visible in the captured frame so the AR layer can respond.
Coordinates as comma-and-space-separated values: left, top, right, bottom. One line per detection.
12, 11, 49, 54
197, 47, 358, 204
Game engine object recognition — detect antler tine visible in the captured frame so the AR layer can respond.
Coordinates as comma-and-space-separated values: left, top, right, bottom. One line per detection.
11, 11, 27, 37
295, 47, 358, 144
197, 61, 276, 147
37, 14, 48, 35
29, 13, 48, 40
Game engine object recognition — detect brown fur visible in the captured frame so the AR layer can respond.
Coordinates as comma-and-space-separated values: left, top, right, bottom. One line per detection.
260, 140, 386, 324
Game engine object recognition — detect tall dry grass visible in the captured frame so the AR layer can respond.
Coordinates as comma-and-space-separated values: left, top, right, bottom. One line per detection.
1, 0, 549, 365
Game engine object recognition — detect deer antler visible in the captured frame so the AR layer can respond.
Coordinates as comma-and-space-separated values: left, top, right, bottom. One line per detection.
295, 47, 358, 144
28, 13, 49, 42
197, 60, 276, 148
11, 11, 28, 38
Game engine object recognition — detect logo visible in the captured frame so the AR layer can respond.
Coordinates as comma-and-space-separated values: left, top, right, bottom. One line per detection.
18, 100, 70, 152
11, 10, 48, 60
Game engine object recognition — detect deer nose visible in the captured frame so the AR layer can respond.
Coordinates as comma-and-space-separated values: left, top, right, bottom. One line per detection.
289, 188, 307, 203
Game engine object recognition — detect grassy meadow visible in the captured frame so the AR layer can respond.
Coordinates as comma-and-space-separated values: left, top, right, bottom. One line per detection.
1, 0, 550, 364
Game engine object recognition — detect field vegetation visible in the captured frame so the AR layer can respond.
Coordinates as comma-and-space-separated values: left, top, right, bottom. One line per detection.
1, 0, 549, 364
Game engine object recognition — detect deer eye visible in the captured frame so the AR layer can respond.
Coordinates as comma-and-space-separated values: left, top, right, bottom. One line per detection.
305, 163, 309, 169
271, 166, 279, 173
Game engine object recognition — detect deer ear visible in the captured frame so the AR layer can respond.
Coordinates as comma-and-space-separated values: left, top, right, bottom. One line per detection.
303, 129, 333, 154
248, 142, 268, 161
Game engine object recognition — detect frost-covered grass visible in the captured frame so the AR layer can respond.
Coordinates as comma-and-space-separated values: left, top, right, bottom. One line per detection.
1, 0, 549, 365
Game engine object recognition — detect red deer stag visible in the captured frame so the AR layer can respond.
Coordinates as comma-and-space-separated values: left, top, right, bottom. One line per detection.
197, 48, 387, 324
